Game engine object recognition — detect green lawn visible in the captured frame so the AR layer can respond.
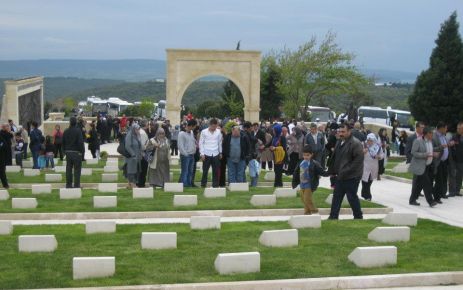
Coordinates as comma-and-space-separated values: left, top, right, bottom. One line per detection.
0, 219, 462, 289
0, 187, 382, 213
385, 160, 413, 180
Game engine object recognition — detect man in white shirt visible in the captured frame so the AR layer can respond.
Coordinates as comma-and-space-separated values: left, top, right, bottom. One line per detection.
199, 118, 222, 187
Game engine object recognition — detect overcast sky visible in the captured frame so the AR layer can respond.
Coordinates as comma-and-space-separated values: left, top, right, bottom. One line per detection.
1, 0, 462, 73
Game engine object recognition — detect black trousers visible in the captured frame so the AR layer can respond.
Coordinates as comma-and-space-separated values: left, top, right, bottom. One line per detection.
201, 155, 220, 187
0, 165, 8, 188
170, 140, 178, 156
274, 163, 284, 187
410, 164, 435, 205
54, 144, 64, 160
65, 152, 82, 188
261, 161, 273, 170
329, 178, 363, 219
219, 156, 227, 187
287, 152, 300, 176
433, 160, 448, 200
137, 158, 148, 187
361, 179, 373, 200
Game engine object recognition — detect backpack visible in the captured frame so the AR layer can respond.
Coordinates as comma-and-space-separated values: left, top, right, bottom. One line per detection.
117, 134, 131, 158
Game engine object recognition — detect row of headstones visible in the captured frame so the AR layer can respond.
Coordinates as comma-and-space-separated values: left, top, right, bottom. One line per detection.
6, 158, 120, 172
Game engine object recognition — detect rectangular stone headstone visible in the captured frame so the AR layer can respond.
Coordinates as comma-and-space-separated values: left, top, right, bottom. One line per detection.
392, 162, 409, 173
45, 174, 62, 182
104, 166, 119, 173
169, 172, 173, 181
259, 229, 298, 247
0, 221, 13, 235
59, 188, 82, 199
105, 161, 119, 167
102, 173, 118, 182
133, 187, 154, 199
53, 158, 59, 165
250, 194, 276, 206
325, 193, 348, 205
141, 232, 177, 249
169, 159, 179, 166
22, 160, 33, 168
0, 189, 9, 200
173, 195, 197, 206
214, 252, 260, 275
348, 246, 397, 268
164, 182, 183, 192
85, 159, 99, 165
93, 196, 117, 208
228, 183, 249, 192
54, 166, 66, 173
204, 187, 226, 198
289, 215, 321, 229
61, 161, 67, 167
190, 216, 221, 230
85, 221, 116, 234
81, 168, 93, 176
264, 171, 275, 181
32, 184, 52, 195
73, 257, 115, 280
274, 188, 297, 198
12, 198, 37, 209
98, 183, 118, 193
368, 226, 410, 242
107, 158, 119, 162
6, 165, 21, 173
382, 213, 418, 226
24, 168, 40, 176
18, 235, 57, 252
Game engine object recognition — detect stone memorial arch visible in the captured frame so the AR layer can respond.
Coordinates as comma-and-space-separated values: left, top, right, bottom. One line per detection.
166, 49, 261, 124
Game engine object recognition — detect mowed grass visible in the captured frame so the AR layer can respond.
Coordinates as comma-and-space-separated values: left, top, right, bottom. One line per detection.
0, 219, 462, 289
0, 187, 382, 213
385, 159, 413, 180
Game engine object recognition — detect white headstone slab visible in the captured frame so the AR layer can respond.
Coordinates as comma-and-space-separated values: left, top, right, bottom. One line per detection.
86, 159, 99, 165
190, 216, 221, 230
6, 165, 21, 173
61, 161, 67, 167
31, 184, 52, 195
348, 246, 397, 268
392, 162, 409, 173
53, 166, 66, 173
102, 173, 118, 182
59, 188, 82, 199
259, 229, 298, 247
164, 183, 183, 192
169, 172, 173, 181
368, 227, 410, 242
173, 195, 198, 206
85, 221, 116, 234
141, 232, 177, 250
45, 174, 62, 182
24, 168, 40, 176
214, 252, 260, 275
0, 221, 13, 235
0, 189, 9, 200
274, 188, 297, 198
289, 215, 322, 229
133, 187, 154, 199
53, 158, 59, 165
18, 235, 57, 252
93, 196, 117, 208
73, 257, 115, 280
12, 198, 37, 209
107, 158, 119, 162
105, 160, 119, 167
81, 168, 93, 176
229, 183, 249, 192
382, 213, 418, 226
22, 160, 33, 168
264, 171, 275, 181
204, 187, 226, 198
104, 166, 119, 173
170, 159, 179, 166
250, 194, 276, 206
98, 183, 118, 193
325, 193, 348, 205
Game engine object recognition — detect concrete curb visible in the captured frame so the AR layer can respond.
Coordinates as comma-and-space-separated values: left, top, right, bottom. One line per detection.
384, 175, 412, 184
36, 271, 463, 290
0, 207, 392, 220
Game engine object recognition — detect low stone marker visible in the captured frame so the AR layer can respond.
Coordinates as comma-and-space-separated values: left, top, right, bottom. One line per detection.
105, 160, 119, 167
382, 213, 418, 226
190, 216, 221, 230
274, 188, 297, 198
93, 196, 117, 208
12, 198, 37, 209
98, 183, 118, 193
86, 159, 99, 165
325, 193, 348, 205
45, 174, 62, 182
214, 252, 260, 275
0, 221, 12, 235
141, 232, 177, 249
204, 187, 226, 198
169, 172, 173, 181
392, 162, 409, 173
32, 184, 52, 194
264, 171, 275, 181
348, 246, 397, 268
107, 158, 119, 162
173, 195, 197, 206
0, 189, 9, 200
250, 194, 276, 206
53, 158, 59, 165
18, 235, 58, 252
164, 182, 183, 192
73, 257, 115, 280
133, 187, 153, 199
289, 215, 322, 229
229, 183, 249, 192
259, 229, 298, 247
85, 221, 116, 234
102, 173, 118, 182
81, 168, 93, 176
24, 168, 40, 176
62, 161, 67, 166
22, 160, 33, 168
368, 227, 410, 242
59, 188, 82, 199
104, 166, 119, 173
54, 166, 66, 173
170, 159, 179, 166
6, 165, 21, 173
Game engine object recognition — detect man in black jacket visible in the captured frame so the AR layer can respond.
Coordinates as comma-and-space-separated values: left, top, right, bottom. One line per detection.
449, 121, 463, 197
223, 126, 250, 183
328, 123, 364, 219
62, 117, 85, 188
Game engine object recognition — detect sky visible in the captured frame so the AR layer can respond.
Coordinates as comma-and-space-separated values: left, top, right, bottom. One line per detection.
1, 0, 462, 73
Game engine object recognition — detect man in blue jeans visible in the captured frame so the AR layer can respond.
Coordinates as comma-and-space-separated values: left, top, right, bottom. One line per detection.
223, 126, 250, 183
178, 120, 197, 187
28, 121, 44, 169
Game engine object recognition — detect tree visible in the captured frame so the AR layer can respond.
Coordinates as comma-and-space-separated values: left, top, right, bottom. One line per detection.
221, 80, 244, 118
123, 99, 154, 117
408, 11, 463, 130
260, 55, 283, 120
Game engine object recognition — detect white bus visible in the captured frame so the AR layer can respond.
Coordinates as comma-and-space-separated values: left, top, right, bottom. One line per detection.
388, 108, 412, 129
358, 106, 389, 125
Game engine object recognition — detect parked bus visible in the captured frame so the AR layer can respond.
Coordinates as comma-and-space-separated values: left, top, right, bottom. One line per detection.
307, 106, 336, 122
388, 108, 412, 129
358, 106, 389, 125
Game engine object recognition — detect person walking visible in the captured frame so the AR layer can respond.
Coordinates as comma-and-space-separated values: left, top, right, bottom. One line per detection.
170, 125, 180, 156
53, 125, 64, 161
62, 117, 85, 188
286, 126, 304, 175
199, 118, 222, 188
305, 123, 325, 164
136, 120, 149, 188
87, 123, 100, 159
147, 128, 171, 188
124, 123, 142, 189
270, 124, 287, 187
0, 124, 13, 167
223, 126, 250, 183
28, 121, 43, 169
361, 133, 384, 201
432, 122, 450, 202
0, 127, 10, 189
178, 119, 197, 187
449, 121, 463, 197
19, 126, 29, 160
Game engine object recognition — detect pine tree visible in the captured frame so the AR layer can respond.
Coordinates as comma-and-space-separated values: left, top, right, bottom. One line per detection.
408, 11, 463, 130
260, 55, 283, 120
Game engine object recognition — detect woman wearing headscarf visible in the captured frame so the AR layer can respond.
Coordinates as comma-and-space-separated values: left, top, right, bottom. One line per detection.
146, 127, 171, 188
124, 123, 142, 189
260, 126, 274, 171
361, 133, 384, 201
270, 123, 287, 187
286, 126, 304, 175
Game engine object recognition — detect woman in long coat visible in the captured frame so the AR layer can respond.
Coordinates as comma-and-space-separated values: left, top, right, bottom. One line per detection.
124, 123, 142, 189
146, 128, 171, 188
286, 126, 304, 175
361, 133, 384, 201
260, 127, 274, 170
